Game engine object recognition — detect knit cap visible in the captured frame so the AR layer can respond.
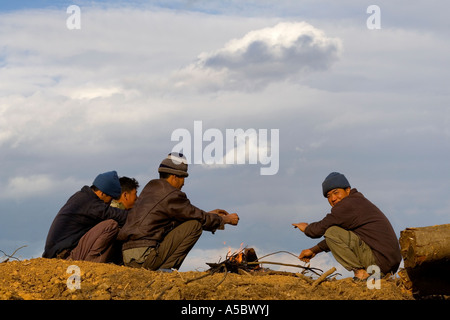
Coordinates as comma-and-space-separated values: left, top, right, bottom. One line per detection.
158, 152, 189, 177
92, 171, 122, 199
322, 172, 351, 197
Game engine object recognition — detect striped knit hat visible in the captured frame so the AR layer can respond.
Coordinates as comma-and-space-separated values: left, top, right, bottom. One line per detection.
158, 152, 189, 177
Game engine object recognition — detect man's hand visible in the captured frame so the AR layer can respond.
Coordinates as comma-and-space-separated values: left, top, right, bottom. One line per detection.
292, 222, 308, 232
210, 209, 239, 226
221, 213, 239, 225
298, 248, 316, 263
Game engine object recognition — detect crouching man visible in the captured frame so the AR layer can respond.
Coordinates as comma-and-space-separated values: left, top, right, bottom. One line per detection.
292, 172, 401, 280
117, 153, 239, 272
43, 171, 128, 263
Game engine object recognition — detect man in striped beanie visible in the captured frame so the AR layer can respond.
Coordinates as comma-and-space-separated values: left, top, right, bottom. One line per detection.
118, 153, 239, 271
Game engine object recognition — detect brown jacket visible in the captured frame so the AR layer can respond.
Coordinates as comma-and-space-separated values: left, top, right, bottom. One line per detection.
118, 179, 223, 250
305, 188, 402, 275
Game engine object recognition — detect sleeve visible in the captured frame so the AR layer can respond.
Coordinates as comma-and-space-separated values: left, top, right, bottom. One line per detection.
316, 239, 330, 252
104, 206, 129, 226
304, 212, 339, 239
304, 199, 359, 239
87, 200, 129, 226
164, 190, 223, 232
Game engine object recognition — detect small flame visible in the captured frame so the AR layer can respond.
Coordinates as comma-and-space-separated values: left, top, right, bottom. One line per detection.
230, 252, 244, 264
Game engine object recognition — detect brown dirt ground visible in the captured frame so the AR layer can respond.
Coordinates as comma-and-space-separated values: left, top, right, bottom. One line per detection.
0, 258, 414, 300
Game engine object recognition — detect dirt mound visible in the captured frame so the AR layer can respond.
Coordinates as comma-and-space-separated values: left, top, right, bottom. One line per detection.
0, 258, 413, 300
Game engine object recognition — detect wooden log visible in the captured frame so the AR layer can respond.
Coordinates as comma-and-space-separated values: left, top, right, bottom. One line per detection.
400, 224, 450, 268
311, 267, 336, 289
399, 224, 450, 297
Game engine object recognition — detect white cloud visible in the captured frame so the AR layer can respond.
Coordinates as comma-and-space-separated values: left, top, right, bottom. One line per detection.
173, 21, 342, 91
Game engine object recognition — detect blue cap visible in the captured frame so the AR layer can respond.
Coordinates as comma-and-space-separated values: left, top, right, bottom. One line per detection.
93, 171, 122, 199
322, 172, 351, 197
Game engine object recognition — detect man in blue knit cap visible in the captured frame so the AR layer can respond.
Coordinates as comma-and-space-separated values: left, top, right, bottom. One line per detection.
43, 171, 129, 263
292, 172, 401, 280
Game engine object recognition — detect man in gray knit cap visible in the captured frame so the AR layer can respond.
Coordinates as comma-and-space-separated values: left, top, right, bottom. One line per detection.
292, 172, 401, 280
118, 153, 239, 271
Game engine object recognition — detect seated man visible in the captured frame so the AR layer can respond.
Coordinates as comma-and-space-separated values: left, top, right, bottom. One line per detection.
111, 177, 140, 210
118, 152, 240, 271
292, 172, 401, 280
43, 171, 129, 263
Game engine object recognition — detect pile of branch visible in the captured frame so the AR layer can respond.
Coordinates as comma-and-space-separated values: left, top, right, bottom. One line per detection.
198, 247, 338, 289
159, 247, 339, 298
206, 248, 324, 276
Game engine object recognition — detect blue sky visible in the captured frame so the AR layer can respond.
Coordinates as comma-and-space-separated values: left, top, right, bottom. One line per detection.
1, 1, 449, 276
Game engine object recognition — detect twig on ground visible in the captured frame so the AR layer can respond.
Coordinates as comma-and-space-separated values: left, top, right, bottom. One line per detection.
0, 245, 28, 263
215, 265, 228, 288
184, 271, 214, 284
311, 267, 336, 289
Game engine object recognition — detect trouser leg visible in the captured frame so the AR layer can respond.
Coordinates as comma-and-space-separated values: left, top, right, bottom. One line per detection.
143, 220, 203, 271
324, 226, 377, 272
68, 219, 120, 263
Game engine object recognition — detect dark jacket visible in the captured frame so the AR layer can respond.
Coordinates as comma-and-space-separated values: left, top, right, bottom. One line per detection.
305, 188, 402, 275
43, 186, 128, 258
118, 179, 223, 251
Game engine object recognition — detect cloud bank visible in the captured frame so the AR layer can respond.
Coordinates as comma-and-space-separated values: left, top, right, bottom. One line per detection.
174, 21, 342, 91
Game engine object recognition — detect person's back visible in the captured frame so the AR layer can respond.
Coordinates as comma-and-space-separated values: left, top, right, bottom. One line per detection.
43, 171, 127, 260
118, 178, 222, 250
118, 153, 239, 271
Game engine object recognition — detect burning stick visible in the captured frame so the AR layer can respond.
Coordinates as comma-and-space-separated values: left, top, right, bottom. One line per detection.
207, 247, 261, 273
206, 247, 323, 276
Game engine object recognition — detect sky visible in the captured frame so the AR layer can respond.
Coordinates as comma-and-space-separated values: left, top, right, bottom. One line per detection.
1, 0, 449, 278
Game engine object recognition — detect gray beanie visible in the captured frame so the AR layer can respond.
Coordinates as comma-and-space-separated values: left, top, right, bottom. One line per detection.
92, 171, 122, 199
158, 152, 189, 177
322, 172, 351, 197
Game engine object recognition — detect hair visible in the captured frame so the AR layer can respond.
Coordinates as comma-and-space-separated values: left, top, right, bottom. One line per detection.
159, 172, 172, 179
119, 177, 140, 193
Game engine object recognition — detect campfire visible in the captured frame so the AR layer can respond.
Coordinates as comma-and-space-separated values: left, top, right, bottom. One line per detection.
206, 247, 261, 273
206, 246, 324, 277
182, 246, 339, 289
